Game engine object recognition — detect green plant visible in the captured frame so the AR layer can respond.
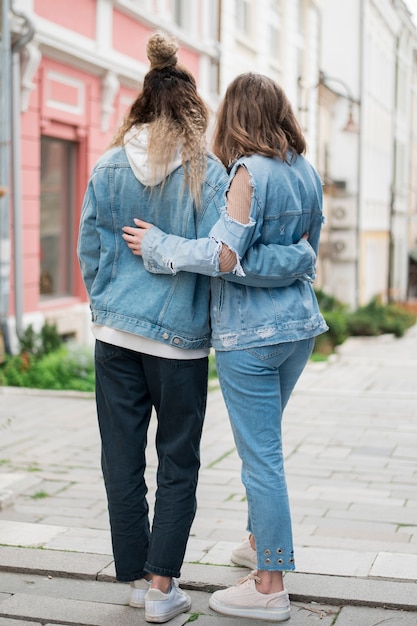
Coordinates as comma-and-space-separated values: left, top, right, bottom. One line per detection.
20, 345, 95, 391
39, 322, 63, 355
313, 291, 416, 355
0, 322, 93, 390
208, 352, 217, 380
347, 297, 416, 338
186, 614, 203, 623
31, 490, 49, 499
314, 288, 346, 312
321, 309, 349, 349
313, 289, 349, 355
18, 322, 62, 359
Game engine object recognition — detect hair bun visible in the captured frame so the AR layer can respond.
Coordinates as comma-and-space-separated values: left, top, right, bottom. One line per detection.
147, 32, 178, 70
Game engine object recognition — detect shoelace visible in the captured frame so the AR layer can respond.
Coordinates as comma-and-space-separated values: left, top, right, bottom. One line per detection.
237, 570, 261, 586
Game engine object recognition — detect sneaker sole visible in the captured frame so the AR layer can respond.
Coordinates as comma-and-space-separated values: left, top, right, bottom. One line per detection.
231, 554, 257, 569
145, 599, 192, 623
129, 599, 145, 608
209, 595, 290, 622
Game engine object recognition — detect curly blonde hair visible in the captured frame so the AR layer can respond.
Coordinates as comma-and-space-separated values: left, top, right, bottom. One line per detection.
110, 32, 209, 205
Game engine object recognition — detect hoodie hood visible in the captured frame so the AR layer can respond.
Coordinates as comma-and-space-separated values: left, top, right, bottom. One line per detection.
124, 125, 182, 186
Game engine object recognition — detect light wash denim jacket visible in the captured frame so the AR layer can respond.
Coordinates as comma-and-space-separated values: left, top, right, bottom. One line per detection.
78, 147, 227, 350
141, 153, 328, 350
78, 146, 320, 351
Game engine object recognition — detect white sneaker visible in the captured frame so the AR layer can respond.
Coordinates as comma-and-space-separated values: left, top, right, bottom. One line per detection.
209, 571, 290, 622
129, 578, 152, 608
145, 579, 191, 623
231, 536, 257, 569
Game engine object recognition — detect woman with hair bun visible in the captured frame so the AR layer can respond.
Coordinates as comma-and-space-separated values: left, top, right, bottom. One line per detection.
78, 31, 223, 623
79, 30, 319, 623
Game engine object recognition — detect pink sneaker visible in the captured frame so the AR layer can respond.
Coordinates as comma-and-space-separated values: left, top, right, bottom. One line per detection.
209, 571, 290, 622
231, 536, 257, 569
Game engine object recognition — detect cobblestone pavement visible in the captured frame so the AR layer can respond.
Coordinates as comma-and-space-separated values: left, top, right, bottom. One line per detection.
0, 323, 416, 624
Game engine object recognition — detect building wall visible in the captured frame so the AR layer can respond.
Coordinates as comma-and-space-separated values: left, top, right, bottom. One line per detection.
220, 0, 322, 164
4, 0, 417, 352
6, 0, 218, 350
319, 0, 417, 308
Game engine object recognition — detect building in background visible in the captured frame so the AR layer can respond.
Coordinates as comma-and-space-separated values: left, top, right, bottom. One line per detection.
220, 0, 322, 163
0, 0, 220, 352
300, 0, 417, 309
0, 0, 417, 354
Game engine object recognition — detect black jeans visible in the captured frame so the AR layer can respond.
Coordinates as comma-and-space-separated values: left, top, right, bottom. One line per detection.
95, 340, 208, 581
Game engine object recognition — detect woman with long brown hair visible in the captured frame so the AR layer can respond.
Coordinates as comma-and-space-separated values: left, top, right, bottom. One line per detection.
124, 72, 327, 622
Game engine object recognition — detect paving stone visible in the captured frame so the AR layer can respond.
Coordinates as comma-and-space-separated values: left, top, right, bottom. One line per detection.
0, 592, 150, 626
41, 516, 110, 530
286, 571, 417, 610
1, 329, 417, 624
335, 605, 417, 625
0, 571, 126, 604
45, 528, 112, 555
0, 473, 26, 490
0, 519, 68, 547
0, 546, 112, 579
294, 547, 376, 577
370, 551, 417, 581
0, 491, 13, 511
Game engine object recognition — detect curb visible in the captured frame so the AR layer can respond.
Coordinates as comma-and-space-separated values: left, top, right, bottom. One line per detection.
0, 546, 416, 613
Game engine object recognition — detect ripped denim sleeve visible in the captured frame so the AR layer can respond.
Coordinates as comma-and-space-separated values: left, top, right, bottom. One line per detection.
209, 208, 256, 257
141, 225, 238, 278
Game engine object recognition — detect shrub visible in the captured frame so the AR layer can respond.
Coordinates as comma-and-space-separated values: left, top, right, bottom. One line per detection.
18, 322, 62, 358
0, 323, 95, 392
347, 297, 416, 338
314, 291, 416, 355
313, 289, 349, 355
314, 288, 346, 313
314, 309, 349, 355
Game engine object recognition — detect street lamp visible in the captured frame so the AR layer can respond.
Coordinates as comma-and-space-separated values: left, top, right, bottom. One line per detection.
298, 71, 360, 134
298, 71, 362, 309
318, 71, 360, 133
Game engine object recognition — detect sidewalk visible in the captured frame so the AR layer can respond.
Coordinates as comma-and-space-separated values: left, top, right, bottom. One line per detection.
0, 324, 416, 624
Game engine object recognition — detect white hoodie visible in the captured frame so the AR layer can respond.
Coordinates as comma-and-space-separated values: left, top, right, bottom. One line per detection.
124, 125, 183, 186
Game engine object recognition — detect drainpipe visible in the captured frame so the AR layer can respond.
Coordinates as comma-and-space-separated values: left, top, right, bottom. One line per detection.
356, 0, 365, 308
11, 8, 35, 340
0, 0, 11, 355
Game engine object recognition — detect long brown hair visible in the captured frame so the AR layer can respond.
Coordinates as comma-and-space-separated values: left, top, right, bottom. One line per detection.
110, 32, 209, 204
212, 73, 306, 168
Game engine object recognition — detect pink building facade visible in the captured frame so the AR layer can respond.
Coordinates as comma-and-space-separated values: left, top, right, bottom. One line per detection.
2, 0, 220, 352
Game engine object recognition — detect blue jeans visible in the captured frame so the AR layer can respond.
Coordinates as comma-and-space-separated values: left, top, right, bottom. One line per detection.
215, 338, 314, 572
95, 340, 208, 581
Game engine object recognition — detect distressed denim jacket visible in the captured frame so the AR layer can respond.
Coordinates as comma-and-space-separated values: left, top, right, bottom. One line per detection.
141, 152, 328, 350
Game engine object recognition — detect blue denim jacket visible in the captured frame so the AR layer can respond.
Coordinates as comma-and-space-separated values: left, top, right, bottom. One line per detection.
78, 147, 229, 350
141, 153, 328, 350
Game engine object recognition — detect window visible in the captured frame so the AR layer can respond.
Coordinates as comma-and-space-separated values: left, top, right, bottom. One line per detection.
40, 137, 75, 298
173, 0, 187, 29
236, 0, 251, 37
205, 0, 219, 40
268, 0, 282, 62
297, 0, 305, 35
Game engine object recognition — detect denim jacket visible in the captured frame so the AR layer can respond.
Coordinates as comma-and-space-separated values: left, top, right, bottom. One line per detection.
141, 153, 328, 350
78, 147, 229, 350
